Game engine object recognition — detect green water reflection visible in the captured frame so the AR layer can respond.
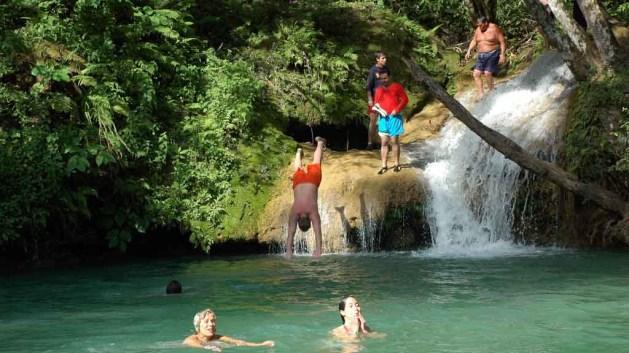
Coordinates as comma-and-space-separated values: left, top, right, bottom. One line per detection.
1, 250, 628, 353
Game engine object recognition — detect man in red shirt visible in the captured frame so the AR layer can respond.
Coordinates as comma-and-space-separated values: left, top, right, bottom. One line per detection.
373, 70, 409, 174
286, 137, 326, 257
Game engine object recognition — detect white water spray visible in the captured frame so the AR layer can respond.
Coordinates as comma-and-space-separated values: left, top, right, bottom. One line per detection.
412, 53, 575, 257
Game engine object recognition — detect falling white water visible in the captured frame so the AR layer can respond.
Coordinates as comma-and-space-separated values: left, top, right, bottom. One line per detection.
357, 203, 382, 252
413, 53, 575, 257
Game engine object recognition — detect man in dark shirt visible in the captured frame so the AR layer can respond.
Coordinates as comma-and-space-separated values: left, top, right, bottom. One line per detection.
365, 52, 389, 149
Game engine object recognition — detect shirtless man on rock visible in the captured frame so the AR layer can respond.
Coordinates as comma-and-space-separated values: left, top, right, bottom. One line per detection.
465, 16, 507, 101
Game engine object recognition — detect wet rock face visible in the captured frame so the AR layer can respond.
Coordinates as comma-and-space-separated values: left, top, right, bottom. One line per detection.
256, 147, 430, 254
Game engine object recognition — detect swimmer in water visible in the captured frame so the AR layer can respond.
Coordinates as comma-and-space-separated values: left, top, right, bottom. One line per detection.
183, 309, 274, 351
331, 296, 372, 339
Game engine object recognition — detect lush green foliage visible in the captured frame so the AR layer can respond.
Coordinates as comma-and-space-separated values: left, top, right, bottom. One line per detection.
381, 0, 537, 47
382, 0, 470, 43
565, 69, 629, 196
604, 0, 629, 22
0, 0, 276, 253
224, 1, 444, 126
0, 0, 446, 257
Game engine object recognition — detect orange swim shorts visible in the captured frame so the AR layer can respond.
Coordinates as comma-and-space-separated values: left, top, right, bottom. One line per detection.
292, 163, 322, 189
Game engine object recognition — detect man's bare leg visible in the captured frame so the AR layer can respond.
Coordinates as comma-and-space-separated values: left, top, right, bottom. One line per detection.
293, 148, 303, 171
391, 136, 400, 168
484, 72, 494, 92
368, 112, 378, 147
379, 135, 390, 173
473, 70, 484, 101
313, 136, 326, 164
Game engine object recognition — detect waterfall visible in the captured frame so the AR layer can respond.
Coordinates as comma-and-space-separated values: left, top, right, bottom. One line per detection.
413, 53, 575, 257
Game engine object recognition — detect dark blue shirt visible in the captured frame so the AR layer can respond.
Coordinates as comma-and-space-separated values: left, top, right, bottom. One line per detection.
366, 64, 390, 98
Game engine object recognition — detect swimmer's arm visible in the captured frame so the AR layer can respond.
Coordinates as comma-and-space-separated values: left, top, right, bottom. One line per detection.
182, 335, 203, 348
219, 336, 274, 347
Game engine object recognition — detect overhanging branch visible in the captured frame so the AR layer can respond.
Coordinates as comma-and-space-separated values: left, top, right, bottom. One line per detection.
403, 57, 629, 219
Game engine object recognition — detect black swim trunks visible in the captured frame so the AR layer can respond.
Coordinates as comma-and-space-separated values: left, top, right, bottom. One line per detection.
474, 49, 500, 74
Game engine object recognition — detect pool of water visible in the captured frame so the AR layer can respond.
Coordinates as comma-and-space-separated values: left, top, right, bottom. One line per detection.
2, 249, 629, 353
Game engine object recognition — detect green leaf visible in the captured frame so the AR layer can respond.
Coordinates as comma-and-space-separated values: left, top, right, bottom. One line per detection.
51, 67, 71, 82
66, 155, 90, 174
72, 74, 97, 87
95, 151, 115, 167
114, 211, 126, 227
112, 104, 129, 117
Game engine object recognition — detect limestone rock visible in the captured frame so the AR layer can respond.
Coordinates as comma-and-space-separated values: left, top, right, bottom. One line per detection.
256, 101, 450, 254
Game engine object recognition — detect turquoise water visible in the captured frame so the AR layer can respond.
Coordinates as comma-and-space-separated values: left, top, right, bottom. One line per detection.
2, 250, 629, 353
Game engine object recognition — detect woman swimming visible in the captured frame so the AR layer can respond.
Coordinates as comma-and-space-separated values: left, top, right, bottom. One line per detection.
183, 309, 274, 350
331, 296, 371, 339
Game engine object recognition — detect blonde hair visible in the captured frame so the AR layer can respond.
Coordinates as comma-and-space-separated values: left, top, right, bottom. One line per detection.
193, 309, 215, 333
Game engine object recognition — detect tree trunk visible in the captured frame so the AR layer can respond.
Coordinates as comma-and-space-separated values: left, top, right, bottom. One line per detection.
403, 57, 629, 220
463, 0, 496, 23
463, 0, 477, 24
486, 0, 496, 22
547, 0, 589, 53
575, 0, 619, 67
522, 0, 590, 80
546, 0, 606, 71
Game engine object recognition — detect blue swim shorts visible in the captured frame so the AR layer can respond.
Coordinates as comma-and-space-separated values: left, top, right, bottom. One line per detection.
378, 114, 404, 137
474, 49, 500, 74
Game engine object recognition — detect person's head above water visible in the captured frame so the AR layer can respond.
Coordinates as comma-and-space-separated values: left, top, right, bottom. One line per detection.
166, 280, 182, 294
297, 214, 311, 232
338, 296, 361, 323
193, 308, 217, 337
184, 308, 275, 348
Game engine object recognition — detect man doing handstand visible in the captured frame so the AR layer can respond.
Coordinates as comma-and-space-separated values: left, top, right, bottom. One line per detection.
286, 137, 326, 258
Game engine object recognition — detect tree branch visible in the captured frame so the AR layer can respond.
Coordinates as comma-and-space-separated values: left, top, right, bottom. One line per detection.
403, 57, 629, 219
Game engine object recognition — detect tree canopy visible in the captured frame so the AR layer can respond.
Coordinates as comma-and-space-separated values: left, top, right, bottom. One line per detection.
0, 0, 448, 258
1, 0, 627, 261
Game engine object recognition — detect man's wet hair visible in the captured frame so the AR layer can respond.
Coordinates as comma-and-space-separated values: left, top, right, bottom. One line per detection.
477, 16, 489, 23
374, 51, 386, 60
166, 280, 182, 294
297, 215, 311, 232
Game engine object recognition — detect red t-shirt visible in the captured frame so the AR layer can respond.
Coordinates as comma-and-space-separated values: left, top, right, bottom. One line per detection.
374, 83, 408, 115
